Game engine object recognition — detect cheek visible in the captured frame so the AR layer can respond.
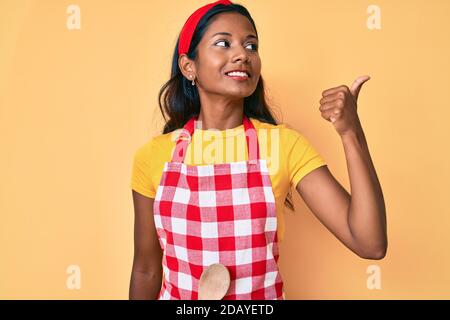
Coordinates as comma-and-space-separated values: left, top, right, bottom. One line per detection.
251, 59, 262, 78
201, 62, 225, 80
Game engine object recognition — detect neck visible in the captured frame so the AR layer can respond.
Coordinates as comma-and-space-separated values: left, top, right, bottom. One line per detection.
196, 101, 244, 131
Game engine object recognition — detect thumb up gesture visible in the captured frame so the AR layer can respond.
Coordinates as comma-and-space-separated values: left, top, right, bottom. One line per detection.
319, 75, 371, 136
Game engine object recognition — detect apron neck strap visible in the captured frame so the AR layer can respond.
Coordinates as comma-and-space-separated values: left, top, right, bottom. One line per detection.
171, 114, 260, 163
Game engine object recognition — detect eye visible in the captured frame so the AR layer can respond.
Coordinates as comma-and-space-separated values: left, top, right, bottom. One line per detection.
246, 43, 258, 51
215, 40, 229, 47
215, 40, 258, 51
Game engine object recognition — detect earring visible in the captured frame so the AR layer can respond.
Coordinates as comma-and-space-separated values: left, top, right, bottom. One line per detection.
190, 75, 195, 86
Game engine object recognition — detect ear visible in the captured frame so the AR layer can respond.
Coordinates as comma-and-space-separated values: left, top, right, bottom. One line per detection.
178, 54, 196, 80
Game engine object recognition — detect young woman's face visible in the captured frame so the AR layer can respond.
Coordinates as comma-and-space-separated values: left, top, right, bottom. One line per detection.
194, 12, 261, 99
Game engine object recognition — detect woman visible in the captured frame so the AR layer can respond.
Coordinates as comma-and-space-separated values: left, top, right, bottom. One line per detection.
129, 0, 387, 300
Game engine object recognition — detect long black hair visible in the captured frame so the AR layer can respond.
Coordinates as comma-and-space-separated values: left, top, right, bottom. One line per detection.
157, 3, 295, 211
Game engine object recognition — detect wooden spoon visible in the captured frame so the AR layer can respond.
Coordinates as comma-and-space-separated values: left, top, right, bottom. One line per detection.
198, 263, 230, 300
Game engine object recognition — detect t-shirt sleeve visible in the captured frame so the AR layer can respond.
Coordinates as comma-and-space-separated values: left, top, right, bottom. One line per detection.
130, 139, 156, 198
286, 130, 327, 189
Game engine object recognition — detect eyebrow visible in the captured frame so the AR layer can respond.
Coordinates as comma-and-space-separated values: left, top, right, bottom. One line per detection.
211, 32, 258, 40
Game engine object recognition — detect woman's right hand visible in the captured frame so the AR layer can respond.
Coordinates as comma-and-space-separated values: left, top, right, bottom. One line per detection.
129, 191, 163, 300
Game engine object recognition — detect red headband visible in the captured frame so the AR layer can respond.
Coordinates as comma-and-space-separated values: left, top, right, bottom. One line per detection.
178, 0, 233, 56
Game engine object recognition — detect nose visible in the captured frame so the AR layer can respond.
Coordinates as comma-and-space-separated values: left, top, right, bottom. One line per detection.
231, 45, 250, 63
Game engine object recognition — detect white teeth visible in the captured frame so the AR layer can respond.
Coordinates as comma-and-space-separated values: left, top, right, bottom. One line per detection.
226, 71, 248, 77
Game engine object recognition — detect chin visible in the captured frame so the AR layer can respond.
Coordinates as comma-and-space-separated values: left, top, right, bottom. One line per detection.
225, 86, 256, 95
224, 92, 253, 99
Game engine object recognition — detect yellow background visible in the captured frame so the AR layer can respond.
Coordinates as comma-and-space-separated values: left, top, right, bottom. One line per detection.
1, 0, 449, 299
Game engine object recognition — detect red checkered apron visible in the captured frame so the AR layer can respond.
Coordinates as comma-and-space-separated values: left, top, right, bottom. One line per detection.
153, 115, 284, 300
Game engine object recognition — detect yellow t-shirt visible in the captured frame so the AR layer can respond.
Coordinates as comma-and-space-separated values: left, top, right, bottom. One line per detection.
130, 117, 327, 242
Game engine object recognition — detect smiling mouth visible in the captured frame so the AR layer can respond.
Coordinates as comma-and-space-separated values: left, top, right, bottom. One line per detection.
225, 72, 251, 81
226, 72, 250, 76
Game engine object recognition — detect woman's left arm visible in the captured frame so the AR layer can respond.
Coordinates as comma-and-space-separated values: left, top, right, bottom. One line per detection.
296, 75, 387, 260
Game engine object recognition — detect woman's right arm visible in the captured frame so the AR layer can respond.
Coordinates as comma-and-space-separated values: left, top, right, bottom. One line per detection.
129, 190, 163, 300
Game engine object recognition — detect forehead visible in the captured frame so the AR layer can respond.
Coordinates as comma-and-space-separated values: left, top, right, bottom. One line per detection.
203, 12, 256, 37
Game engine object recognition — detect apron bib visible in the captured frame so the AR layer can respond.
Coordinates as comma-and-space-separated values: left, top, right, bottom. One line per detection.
153, 115, 285, 300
